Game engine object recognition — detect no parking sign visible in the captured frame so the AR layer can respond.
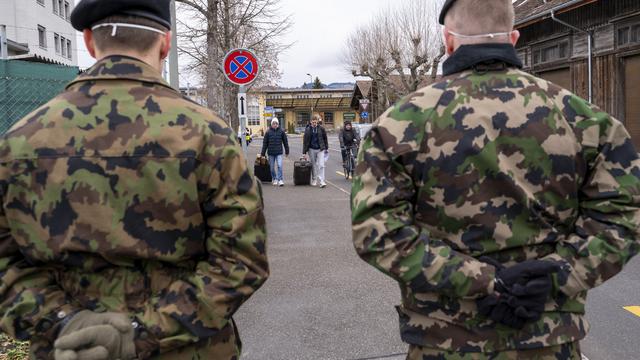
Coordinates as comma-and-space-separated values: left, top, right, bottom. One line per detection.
223, 49, 260, 86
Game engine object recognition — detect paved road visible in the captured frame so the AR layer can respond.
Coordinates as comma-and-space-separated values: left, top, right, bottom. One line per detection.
236, 136, 406, 360
235, 135, 640, 360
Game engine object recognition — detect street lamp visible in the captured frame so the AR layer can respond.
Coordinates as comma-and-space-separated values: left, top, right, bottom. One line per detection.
306, 73, 314, 122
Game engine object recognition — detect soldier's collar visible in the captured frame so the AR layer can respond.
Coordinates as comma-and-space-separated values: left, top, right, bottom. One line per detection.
67, 55, 174, 90
442, 43, 523, 76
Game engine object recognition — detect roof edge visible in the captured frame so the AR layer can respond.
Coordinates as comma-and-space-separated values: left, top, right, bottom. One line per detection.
515, 0, 597, 28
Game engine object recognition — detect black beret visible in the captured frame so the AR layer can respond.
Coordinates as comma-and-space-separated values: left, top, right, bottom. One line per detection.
439, 0, 458, 25
70, 0, 171, 31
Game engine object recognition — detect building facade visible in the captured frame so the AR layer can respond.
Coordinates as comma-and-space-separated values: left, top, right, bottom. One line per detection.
0, 0, 77, 65
515, 0, 640, 146
263, 88, 359, 133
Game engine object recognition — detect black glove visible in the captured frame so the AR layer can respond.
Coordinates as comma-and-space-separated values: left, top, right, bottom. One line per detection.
476, 258, 560, 329
492, 259, 560, 293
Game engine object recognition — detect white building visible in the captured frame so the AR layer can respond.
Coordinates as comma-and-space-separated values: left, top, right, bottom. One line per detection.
0, 0, 77, 65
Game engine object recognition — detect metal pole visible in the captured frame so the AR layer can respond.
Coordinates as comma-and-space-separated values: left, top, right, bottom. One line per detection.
550, 11, 593, 103
0, 25, 8, 59
587, 33, 593, 103
169, 0, 179, 89
239, 85, 248, 155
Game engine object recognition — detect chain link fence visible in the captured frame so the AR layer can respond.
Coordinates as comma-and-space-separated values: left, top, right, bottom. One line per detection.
0, 60, 78, 135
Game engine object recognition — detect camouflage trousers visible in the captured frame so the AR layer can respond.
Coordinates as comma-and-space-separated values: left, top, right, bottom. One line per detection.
151, 323, 241, 360
407, 341, 581, 360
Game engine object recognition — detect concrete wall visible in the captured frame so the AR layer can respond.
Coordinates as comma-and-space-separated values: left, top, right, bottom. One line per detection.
0, 0, 77, 65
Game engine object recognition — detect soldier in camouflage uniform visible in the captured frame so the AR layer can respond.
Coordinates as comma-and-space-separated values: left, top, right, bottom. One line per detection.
351, 0, 640, 359
0, 0, 268, 359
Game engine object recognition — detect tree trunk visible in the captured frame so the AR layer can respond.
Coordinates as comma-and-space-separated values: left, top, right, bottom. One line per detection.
206, 0, 220, 112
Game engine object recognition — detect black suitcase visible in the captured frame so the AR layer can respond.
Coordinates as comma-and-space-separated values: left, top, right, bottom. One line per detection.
254, 157, 272, 183
294, 159, 312, 186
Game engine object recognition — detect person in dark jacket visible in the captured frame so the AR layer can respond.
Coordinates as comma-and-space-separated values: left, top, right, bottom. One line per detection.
261, 118, 289, 186
303, 115, 329, 188
339, 120, 360, 168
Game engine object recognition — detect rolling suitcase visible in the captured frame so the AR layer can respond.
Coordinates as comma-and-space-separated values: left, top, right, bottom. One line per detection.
294, 158, 312, 186
254, 156, 272, 183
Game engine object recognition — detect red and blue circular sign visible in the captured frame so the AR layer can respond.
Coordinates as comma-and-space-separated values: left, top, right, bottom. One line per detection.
223, 49, 260, 85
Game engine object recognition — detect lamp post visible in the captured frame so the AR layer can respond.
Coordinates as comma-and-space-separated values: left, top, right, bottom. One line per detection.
306, 73, 313, 122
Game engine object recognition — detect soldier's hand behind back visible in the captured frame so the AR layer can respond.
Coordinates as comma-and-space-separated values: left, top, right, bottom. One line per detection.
476, 259, 560, 329
54, 311, 136, 360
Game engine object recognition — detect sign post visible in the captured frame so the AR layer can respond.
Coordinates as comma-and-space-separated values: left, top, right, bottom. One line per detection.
223, 49, 260, 155
359, 98, 371, 123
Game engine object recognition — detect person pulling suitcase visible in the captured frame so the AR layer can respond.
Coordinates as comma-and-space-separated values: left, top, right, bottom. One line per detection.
261, 118, 289, 186
302, 115, 329, 188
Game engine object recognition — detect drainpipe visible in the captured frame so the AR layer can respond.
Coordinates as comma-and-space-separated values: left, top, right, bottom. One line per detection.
550, 10, 593, 103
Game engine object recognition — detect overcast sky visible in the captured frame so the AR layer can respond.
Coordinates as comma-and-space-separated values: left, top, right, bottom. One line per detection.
76, 0, 433, 88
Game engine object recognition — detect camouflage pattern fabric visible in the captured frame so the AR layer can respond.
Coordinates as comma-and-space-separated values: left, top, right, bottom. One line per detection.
0, 55, 269, 359
351, 67, 640, 352
408, 341, 581, 360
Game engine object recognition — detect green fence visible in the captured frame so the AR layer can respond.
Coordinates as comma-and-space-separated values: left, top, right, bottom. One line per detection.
0, 60, 79, 134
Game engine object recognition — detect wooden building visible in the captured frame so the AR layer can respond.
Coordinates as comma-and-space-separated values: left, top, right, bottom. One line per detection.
514, 0, 640, 145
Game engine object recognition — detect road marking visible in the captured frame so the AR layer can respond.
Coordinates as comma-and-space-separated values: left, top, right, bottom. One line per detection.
623, 306, 640, 317
326, 179, 351, 196
581, 355, 590, 360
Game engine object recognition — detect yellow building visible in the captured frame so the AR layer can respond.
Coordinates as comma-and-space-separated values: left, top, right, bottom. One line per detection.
250, 88, 360, 134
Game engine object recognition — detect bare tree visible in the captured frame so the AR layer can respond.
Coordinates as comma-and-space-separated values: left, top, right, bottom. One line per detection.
176, 0, 292, 129
344, 0, 446, 119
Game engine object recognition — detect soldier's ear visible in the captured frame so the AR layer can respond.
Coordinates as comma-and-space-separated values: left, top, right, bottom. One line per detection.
510, 30, 521, 47
83, 29, 97, 59
443, 27, 455, 56
160, 31, 172, 60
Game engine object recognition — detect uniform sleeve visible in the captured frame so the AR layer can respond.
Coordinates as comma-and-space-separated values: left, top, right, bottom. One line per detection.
351, 111, 495, 299
542, 96, 640, 298
137, 132, 269, 355
0, 183, 81, 342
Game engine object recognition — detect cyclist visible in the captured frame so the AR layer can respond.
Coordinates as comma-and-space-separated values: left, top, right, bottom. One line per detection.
339, 120, 361, 172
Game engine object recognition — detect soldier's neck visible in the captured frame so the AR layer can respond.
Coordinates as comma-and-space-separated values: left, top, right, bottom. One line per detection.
94, 50, 164, 73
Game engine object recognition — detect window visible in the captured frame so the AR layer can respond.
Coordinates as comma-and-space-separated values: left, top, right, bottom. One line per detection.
54, 33, 60, 54
296, 112, 311, 127
323, 112, 334, 125
58, 0, 63, 17
52, 0, 57, 13
66, 39, 72, 59
60, 36, 65, 56
532, 40, 570, 65
517, 48, 529, 67
247, 98, 260, 126
64, 1, 70, 20
618, 22, 640, 48
38, 25, 47, 48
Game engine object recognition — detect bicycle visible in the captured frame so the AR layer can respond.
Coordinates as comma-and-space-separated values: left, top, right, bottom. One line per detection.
343, 144, 358, 180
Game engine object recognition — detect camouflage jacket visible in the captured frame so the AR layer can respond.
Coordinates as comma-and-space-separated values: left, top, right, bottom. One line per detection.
352, 44, 640, 352
0, 56, 269, 359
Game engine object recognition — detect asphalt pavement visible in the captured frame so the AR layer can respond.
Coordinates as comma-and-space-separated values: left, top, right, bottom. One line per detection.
235, 135, 640, 360
235, 136, 405, 360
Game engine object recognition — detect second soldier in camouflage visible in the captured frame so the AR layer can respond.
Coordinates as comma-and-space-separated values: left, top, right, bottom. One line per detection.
351, 0, 640, 359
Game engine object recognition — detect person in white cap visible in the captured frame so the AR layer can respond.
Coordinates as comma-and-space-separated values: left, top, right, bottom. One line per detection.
261, 118, 290, 186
